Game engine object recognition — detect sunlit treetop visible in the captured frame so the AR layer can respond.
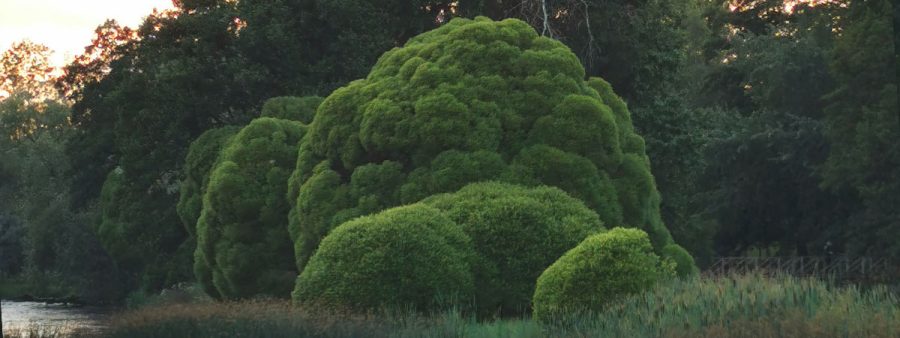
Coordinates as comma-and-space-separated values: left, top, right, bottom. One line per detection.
0, 41, 57, 100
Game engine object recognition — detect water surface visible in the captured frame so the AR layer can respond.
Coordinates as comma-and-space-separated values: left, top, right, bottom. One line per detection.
1, 300, 112, 334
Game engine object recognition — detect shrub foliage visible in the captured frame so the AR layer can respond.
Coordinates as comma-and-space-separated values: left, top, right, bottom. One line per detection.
532, 227, 673, 321
422, 182, 603, 315
293, 204, 475, 312
195, 117, 306, 299
287, 17, 688, 277
177, 126, 240, 238
261, 96, 324, 124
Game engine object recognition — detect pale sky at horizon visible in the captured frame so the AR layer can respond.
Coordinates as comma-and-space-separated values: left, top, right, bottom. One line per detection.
0, 0, 175, 68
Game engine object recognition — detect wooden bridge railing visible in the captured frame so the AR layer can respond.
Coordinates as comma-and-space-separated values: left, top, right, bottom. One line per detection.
704, 256, 899, 282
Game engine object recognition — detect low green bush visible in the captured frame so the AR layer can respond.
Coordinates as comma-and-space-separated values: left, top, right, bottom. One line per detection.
661, 243, 699, 277
293, 204, 475, 312
532, 227, 673, 321
423, 182, 604, 316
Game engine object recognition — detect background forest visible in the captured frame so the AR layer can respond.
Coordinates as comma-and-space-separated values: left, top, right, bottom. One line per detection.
0, 0, 897, 309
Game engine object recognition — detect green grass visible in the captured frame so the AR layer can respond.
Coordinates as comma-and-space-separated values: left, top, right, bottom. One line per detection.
91, 275, 900, 337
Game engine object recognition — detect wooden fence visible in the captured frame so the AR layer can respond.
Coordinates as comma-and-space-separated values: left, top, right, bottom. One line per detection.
705, 256, 899, 283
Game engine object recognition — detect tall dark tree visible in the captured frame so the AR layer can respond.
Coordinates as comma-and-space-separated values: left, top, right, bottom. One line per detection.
687, 1, 858, 259
821, 0, 899, 259
68, 0, 454, 293
70, 6, 255, 290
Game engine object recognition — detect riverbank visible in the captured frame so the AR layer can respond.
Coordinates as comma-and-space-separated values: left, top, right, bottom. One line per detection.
0, 279, 28, 299
0, 277, 90, 307
1, 301, 112, 338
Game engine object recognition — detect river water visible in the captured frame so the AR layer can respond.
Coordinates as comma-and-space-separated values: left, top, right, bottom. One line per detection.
1, 301, 112, 335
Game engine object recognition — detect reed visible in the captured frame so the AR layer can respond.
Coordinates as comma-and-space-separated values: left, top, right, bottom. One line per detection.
100, 274, 900, 338
2, 321, 95, 338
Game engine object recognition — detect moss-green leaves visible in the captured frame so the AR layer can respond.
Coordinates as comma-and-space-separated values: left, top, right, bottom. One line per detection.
261, 96, 324, 124
177, 126, 240, 238
423, 182, 604, 316
288, 17, 690, 278
195, 117, 306, 300
662, 244, 699, 278
295, 182, 603, 315
532, 228, 674, 322
293, 204, 475, 312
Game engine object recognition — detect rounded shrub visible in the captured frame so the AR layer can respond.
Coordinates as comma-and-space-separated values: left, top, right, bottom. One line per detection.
177, 126, 240, 238
532, 227, 674, 321
661, 243, 699, 278
195, 117, 306, 299
287, 17, 692, 276
293, 204, 475, 312
260, 96, 323, 124
177, 126, 240, 299
422, 182, 604, 316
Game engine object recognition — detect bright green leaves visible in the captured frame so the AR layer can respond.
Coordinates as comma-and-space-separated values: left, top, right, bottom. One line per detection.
509, 145, 623, 226
288, 17, 692, 279
529, 94, 622, 170
294, 204, 475, 312
295, 182, 603, 315
423, 182, 604, 316
532, 228, 674, 321
288, 160, 350, 272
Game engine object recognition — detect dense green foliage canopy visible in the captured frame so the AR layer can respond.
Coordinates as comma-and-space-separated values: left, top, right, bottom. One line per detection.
820, 0, 899, 258
288, 17, 686, 278
176, 126, 239, 299
177, 126, 240, 238
98, 169, 189, 290
260, 96, 323, 124
532, 228, 673, 321
294, 204, 475, 312
195, 117, 306, 299
422, 182, 603, 315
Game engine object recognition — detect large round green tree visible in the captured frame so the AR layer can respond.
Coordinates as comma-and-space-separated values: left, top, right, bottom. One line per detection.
195, 117, 306, 299
288, 17, 688, 275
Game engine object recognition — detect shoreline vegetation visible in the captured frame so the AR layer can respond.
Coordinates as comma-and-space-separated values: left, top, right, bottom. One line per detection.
5, 274, 897, 338
0, 279, 85, 306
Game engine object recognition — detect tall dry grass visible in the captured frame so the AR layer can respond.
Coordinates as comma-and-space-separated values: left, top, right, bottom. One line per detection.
98, 274, 899, 338
2, 322, 96, 338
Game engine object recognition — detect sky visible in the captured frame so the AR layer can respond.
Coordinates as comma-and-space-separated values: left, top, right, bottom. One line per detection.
0, 0, 175, 68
